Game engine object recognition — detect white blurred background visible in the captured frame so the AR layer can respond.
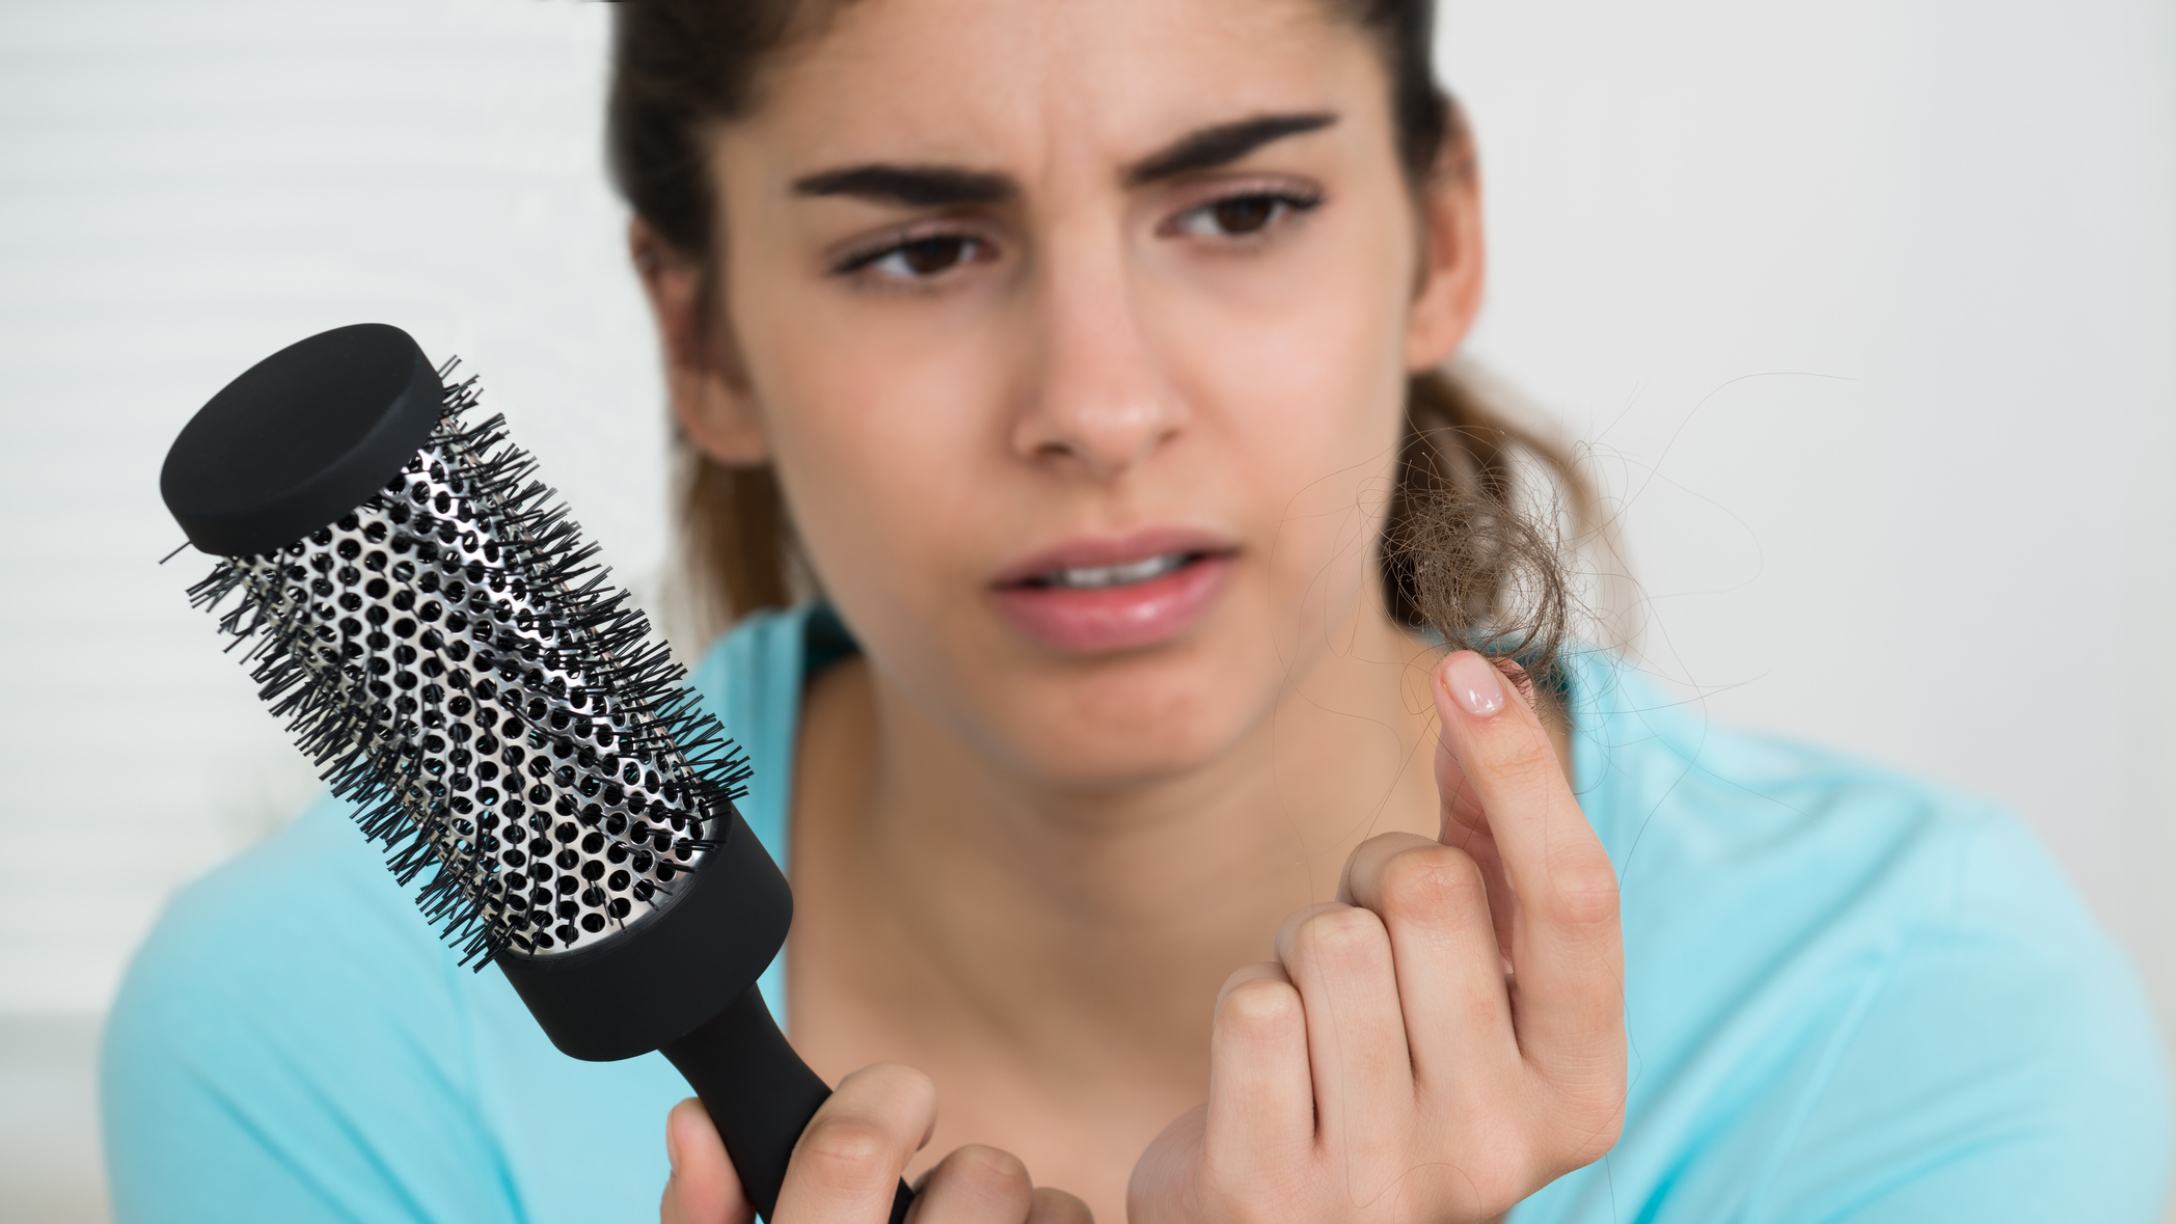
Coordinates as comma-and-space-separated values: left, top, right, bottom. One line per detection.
1, 0, 2170, 1219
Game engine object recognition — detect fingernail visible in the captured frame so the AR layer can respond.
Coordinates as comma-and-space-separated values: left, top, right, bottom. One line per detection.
1444, 651, 1505, 717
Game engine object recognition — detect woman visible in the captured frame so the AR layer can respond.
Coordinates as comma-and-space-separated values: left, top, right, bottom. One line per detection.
103, 0, 2170, 1221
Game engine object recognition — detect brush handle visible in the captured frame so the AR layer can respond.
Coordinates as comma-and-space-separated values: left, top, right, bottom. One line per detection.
663, 985, 915, 1224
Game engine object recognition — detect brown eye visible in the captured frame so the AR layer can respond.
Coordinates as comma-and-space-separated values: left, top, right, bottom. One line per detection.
1169, 189, 1321, 241
848, 234, 987, 282
1210, 196, 1277, 235
899, 237, 969, 275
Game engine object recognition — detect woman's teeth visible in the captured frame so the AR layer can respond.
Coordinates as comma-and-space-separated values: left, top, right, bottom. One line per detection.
1037, 553, 1191, 590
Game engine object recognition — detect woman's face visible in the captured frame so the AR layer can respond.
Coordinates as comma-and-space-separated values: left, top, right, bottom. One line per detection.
681, 0, 1479, 788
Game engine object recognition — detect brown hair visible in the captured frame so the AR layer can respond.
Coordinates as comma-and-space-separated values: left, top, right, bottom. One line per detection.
606, 0, 1596, 688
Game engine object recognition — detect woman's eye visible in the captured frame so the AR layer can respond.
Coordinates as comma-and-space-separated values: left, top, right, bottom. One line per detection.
1170, 191, 1320, 240
844, 234, 986, 283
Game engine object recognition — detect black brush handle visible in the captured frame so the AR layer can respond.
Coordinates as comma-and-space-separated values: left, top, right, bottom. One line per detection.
163, 325, 899, 1220
663, 985, 915, 1224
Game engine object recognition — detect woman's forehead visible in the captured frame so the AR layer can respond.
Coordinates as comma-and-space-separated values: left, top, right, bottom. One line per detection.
730, 0, 1386, 183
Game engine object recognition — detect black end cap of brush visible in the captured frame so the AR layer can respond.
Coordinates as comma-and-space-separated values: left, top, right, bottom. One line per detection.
162, 323, 444, 557
497, 804, 794, 1062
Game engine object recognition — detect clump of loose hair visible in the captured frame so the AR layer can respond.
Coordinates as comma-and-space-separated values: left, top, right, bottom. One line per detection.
1383, 367, 1580, 698
605, 0, 1604, 685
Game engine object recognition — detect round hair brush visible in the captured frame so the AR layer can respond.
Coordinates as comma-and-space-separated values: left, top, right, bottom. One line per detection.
160, 322, 911, 1224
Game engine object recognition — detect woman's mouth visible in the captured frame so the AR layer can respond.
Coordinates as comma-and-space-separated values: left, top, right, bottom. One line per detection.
992, 534, 1236, 654
1024, 552, 1193, 589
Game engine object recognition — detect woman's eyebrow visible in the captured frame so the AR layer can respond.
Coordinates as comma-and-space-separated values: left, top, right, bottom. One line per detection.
791, 164, 1014, 207
1123, 111, 1339, 186
789, 112, 1339, 207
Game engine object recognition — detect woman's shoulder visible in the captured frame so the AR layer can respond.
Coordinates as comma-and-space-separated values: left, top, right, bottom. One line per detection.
686, 604, 822, 732
1565, 650, 2153, 1028
103, 794, 455, 1048
102, 805, 693, 1222
101, 795, 519, 1221
1544, 652, 2172, 1218
1565, 649, 2090, 914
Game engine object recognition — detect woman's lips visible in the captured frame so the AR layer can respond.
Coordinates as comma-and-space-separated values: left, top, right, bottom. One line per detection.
991, 532, 1236, 655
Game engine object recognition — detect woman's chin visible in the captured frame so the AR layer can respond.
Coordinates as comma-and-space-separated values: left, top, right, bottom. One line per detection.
964, 626, 1283, 795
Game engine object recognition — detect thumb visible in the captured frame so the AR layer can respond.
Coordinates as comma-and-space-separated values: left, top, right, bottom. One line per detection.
662, 1097, 754, 1224
1432, 651, 1542, 963
1434, 652, 1539, 843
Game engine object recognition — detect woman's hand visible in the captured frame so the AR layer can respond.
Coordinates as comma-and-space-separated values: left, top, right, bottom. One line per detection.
1128, 651, 1625, 1224
661, 1064, 1093, 1224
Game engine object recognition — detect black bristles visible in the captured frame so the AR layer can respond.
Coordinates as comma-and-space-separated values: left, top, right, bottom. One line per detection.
185, 362, 752, 968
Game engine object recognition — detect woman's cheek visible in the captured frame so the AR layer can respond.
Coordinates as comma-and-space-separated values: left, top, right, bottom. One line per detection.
771, 378, 980, 624
1190, 269, 1410, 637
762, 324, 1019, 699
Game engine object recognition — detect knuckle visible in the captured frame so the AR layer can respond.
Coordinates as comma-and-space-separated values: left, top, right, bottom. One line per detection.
947, 1143, 1032, 1196
1529, 1069, 1629, 1175
1218, 976, 1302, 1036
1349, 832, 1430, 883
1545, 1100, 1627, 1176
797, 1063, 936, 1190
1378, 845, 1486, 924
1580, 1104, 1627, 1161
1541, 855, 1620, 931
1027, 1186, 1095, 1224
843, 1061, 937, 1118
1483, 734, 1558, 791
1455, 1141, 1563, 1215
1293, 904, 1385, 958
796, 1114, 897, 1186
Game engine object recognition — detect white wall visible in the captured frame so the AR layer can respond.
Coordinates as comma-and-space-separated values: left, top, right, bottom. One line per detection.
1440, 0, 2176, 1030
1, 0, 2171, 1215
0, 0, 667, 1016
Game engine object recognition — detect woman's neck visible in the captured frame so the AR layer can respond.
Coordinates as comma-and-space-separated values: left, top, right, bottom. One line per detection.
786, 600, 1449, 1084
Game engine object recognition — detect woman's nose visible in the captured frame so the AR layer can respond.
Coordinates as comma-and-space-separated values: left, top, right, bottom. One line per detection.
1010, 239, 1186, 482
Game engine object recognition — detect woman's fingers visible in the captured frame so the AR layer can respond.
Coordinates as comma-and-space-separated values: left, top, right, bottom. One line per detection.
1126, 1104, 1208, 1224
662, 1097, 754, 1224
773, 1063, 937, 1223
1431, 652, 1623, 1082
1273, 903, 1412, 1152
1023, 1187, 1094, 1224
1130, 656, 1622, 1224
668, 1067, 1083, 1224
902, 1145, 1092, 1222
1203, 962, 1313, 1176
906, 1145, 1034, 1222
1339, 833, 1518, 1085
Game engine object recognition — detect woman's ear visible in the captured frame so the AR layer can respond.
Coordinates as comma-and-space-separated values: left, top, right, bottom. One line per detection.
1404, 124, 1486, 372
630, 218, 770, 465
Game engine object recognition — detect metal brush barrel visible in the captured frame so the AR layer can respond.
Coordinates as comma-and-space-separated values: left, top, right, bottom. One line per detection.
163, 324, 910, 1223
222, 437, 716, 956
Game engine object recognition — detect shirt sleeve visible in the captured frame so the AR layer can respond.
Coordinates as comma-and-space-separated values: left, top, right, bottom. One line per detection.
1748, 817, 2171, 1221
100, 800, 523, 1224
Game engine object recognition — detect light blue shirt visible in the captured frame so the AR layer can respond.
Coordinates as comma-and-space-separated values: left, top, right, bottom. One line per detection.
102, 605, 2172, 1220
